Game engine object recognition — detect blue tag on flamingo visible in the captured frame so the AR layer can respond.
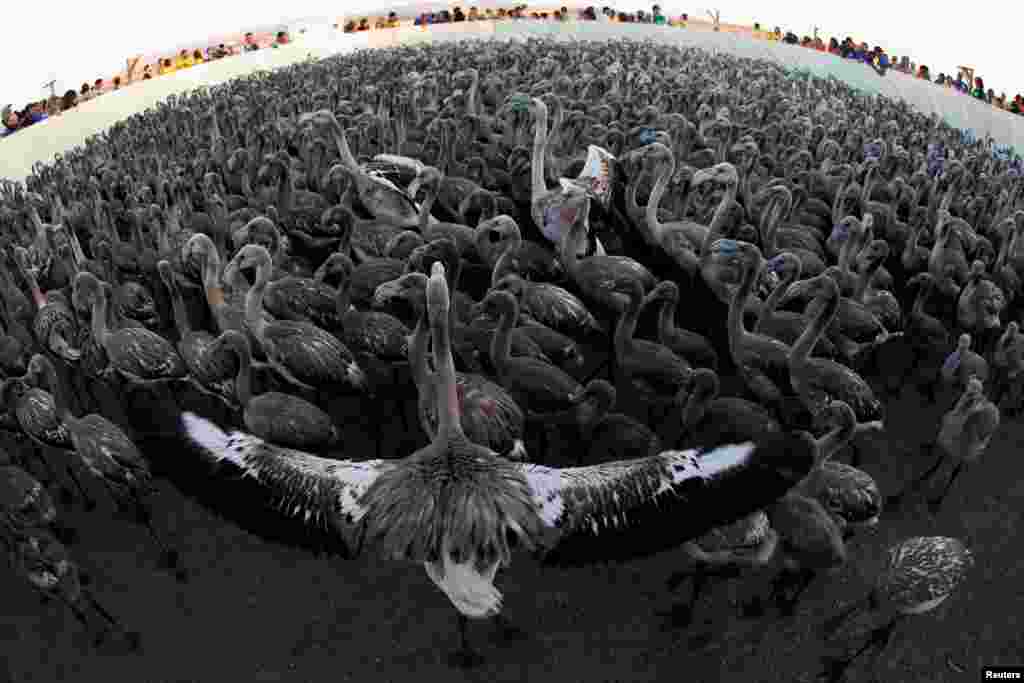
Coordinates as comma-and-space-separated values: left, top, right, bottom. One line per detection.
541, 204, 579, 244
717, 239, 738, 255
942, 350, 962, 374
508, 94, 530, 113
830, 223, 849, 241
639, 128, 658, 145
767, 255, 786, 273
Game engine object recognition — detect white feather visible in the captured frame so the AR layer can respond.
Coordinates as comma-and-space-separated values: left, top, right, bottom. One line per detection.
181, 412, 385, 523
423, 545, 503, 619
692, 442, 756, 480
520, 442, 757, 528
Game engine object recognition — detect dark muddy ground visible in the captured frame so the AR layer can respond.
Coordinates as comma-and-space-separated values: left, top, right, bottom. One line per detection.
1, 350, 1021, 683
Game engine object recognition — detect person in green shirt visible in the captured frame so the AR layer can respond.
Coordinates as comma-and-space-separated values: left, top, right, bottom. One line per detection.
972, 77, 987, 101
652, 4, 666, 24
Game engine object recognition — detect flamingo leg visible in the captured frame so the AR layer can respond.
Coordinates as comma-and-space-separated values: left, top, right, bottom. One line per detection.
82, 589, 140, 651
820, 595, 871, 639
23, 444, 70, 500
819, 616, 902, 683
448, 613, 484, 668
62, 459, 96, 511
661, 562, 706, 627
491, 613, 529, 641
887, 445, 945, 507
779, 568, 816, 616
928, 462, 965, 513
115, 484, 187, 583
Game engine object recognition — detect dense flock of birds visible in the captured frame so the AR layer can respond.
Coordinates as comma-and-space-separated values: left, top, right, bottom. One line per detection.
3, 36, 1019, 678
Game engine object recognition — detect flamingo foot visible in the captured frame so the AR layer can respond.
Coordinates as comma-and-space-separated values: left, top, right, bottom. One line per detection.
657, 602, 694, 629
58, 487, 75, 506
817, 654, 854, 682
447, 647, 485, 669
740, 596, 766, 618
52, 522, 78, 546
492, 614, 529, 641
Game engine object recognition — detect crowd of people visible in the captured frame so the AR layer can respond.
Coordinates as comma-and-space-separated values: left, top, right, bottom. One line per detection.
4, 5, 1024, 141
749, 26, 1022, 113
1, 31, 292, 139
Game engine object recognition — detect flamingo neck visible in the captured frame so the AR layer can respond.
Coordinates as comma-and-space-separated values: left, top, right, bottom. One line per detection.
277, 163, 294, 217
332, 122, 359, 172
165, 274, 192, 339
758, 198, 780, 256
431, 301, 461, 437
614, 289, 643, 361
756, 266, 797, 333
334, 272, 353, 316
701, 182, 738, 255
626, 166, 644, 217
545, 105, 563, 175
812, 419, 854, 470
91, 290, 112, 351
245, 259, 271, 340
466, 73, 479, 117
202, 251, 226, 310
531, 104, 549, 210
39, 359, 73, 423
791, 285, 840, 365
656, 295, 678, 344
727, 258, 757, 361
559, 225, 584, 274
490, 302, 515, 376
420, 179, 438, 232
853, 256, 881, 301
680, 384, 712, 434
409, 310, 431, 391
24, 271, 46, 311
912, 278, 931, 317
232, 337, 253, 407
491, 235, 523, 286
645, 160, 673, 243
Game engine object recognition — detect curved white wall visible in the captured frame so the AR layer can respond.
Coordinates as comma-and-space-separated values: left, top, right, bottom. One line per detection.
3, 21, 1022, 183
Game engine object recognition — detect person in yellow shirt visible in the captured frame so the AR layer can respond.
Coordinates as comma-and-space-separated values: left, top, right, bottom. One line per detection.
192, 49, 204, 65
176, 49, 194, 69
158, 58, 176, 76
768, 26, 781, 41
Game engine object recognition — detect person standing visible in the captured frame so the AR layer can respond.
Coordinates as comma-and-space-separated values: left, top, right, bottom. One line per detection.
2, 108, 19, 137
871, 47, 890, 76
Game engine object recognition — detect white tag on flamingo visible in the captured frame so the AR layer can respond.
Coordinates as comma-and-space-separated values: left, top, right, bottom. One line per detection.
577, 145, 615, 207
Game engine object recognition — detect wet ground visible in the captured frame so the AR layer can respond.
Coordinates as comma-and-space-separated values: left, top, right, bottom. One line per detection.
1, 351, 1022, 683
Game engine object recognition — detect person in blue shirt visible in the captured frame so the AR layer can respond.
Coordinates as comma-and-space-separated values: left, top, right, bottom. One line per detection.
870, 47, 890, 76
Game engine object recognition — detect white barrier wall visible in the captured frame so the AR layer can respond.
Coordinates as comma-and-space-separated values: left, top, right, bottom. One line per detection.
4, 20, 1022, 182
0, 42, 348, 182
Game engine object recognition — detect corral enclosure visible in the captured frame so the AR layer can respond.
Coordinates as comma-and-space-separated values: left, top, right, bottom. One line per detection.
4, 18, 1023, 183
1, 15, 1022, 683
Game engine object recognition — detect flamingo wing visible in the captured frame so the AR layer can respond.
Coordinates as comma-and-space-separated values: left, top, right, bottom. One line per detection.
180, 412, 391, 556
519, 431, 814, 566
